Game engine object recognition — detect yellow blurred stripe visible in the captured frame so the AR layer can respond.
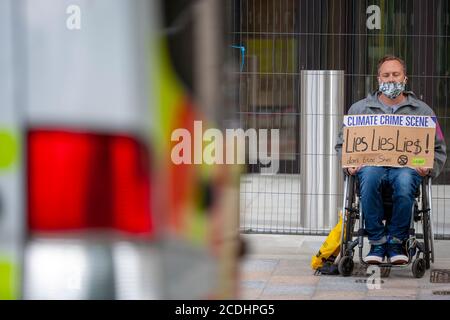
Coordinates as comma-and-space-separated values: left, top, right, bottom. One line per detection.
0, 258, 18, 300
148, 39, 185, 157
0, 129, 19, 171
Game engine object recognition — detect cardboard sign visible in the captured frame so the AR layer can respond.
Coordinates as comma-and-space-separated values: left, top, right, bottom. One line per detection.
342, 114, 436, 168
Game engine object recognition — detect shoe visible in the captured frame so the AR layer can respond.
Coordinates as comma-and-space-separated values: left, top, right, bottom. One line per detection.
387, 243, 408, 265
364, 244, 386, 264
316, 262, 340, 275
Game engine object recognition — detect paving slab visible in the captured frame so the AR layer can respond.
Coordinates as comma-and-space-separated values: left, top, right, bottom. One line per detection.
239, 234, 450, 300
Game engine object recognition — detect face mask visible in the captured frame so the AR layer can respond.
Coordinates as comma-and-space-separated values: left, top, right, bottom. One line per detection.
378, 81, 406, 99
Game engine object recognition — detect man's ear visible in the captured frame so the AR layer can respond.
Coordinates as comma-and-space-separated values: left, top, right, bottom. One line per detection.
404, 76, 408, 83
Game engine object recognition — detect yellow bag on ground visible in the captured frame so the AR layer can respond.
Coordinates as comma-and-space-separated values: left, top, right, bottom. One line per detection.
311, 212, 343, 270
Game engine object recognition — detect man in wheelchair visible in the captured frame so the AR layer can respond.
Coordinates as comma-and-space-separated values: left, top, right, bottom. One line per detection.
335, 55, 447, 266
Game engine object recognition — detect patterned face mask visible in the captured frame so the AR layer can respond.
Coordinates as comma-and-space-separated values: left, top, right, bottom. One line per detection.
379, 81, 406, 99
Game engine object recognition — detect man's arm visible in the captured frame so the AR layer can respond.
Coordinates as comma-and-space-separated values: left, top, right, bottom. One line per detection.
335, 103, 362, 175
335, 122, 345, 160
430, 118, 447, 178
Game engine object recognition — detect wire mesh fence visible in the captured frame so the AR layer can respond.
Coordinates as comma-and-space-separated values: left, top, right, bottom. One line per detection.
230, 0, 450, 238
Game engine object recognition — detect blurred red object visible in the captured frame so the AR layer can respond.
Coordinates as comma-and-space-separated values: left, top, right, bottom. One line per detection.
27, 129, 153, 235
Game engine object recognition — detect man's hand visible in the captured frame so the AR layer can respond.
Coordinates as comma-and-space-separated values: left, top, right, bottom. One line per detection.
415, 167, 430, 177
347, 165, 363, 175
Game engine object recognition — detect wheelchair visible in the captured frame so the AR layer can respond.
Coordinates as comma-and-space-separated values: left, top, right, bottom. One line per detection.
337, 171, 435, 278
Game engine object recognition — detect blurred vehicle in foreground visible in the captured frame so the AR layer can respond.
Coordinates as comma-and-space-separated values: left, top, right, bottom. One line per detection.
0, 0, 241, 300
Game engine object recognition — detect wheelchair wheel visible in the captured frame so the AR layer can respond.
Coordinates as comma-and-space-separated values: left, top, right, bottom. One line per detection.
423, 213, 432, 269
344, 213, 355, 244
338, 256, 354, 277
412, 258, 426, 278
421, 177, 434, 269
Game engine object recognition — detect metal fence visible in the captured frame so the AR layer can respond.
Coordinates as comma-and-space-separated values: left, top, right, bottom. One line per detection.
231, 0, 450, 238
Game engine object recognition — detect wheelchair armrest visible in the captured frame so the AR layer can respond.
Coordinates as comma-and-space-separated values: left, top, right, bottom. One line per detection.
422, 175, 432, 190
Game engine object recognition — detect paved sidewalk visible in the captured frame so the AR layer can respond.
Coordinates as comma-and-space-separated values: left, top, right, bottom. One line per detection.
238, 234, 450, 300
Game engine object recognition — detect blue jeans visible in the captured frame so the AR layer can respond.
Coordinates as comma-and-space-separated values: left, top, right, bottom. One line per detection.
356, 166, 423, 245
